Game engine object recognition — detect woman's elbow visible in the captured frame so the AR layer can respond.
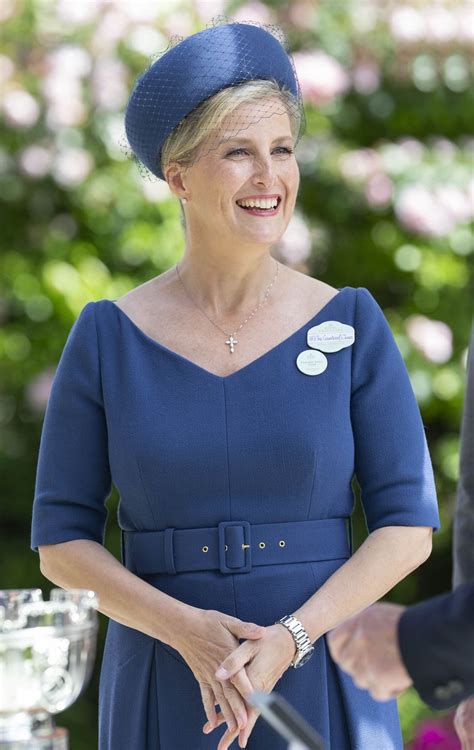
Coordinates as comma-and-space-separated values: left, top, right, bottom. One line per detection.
38, 544, 59, 579
412, 526, 433, 564
38, 539, 101, 583
374, 525, 433, 567
38, 541, 75, 580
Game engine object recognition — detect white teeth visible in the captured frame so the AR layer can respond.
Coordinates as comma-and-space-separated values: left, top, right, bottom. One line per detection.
237, 198, 278, 209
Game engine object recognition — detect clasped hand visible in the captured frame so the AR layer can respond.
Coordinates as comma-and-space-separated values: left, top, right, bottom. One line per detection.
175, 608, 296, 750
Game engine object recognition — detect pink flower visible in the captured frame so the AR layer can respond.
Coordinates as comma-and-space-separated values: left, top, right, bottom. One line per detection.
52, 148, 94, 187
456, 6, 474, 43
0, 0, 15, 23
412, 718, 460, 750
352, 59, 380, 94
395, 184, 453, 236
26, 368, 56, 413
389, 8, 425, 43
92, 57, 129, 111
365, 173, 393, 207
276, 212, 312, 266
339, 148, 382, 181
425, 7, 458, 44
90, 10, 131, 54
18, 145, 54, 179
55, 0, 100, 27
288, 0, 316, 30
2, 89, 40, 128
435, 184, 473, 223
398, 137, 427, 163
0, 54, 15, 84
406, 315, 453, 364
225, 2, 272, 25
293, 50, 351, 106
45, 45, 92, 79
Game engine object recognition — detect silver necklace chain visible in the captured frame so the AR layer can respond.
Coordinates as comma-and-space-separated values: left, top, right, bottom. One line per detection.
175, 259, 279, 354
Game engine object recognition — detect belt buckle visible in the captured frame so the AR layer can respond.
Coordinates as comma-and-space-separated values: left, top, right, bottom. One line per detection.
218, 521, 252, 574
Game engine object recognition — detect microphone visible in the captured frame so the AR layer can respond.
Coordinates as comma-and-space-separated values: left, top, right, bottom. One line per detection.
248, 689, 325, 749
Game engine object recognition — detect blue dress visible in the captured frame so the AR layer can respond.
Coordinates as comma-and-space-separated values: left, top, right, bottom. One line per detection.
31, 286, 441, 750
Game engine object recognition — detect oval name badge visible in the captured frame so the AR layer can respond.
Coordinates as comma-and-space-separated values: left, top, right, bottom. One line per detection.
307, 320, 355, 353
296, 349, 328, 376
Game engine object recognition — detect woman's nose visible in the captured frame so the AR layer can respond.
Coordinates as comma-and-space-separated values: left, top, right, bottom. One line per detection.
252, 157, 275, 181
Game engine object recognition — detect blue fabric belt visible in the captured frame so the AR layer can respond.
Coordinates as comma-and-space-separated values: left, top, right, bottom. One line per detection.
121, 517, 352, 576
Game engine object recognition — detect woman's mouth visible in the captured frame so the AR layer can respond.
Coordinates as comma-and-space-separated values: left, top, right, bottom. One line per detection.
236, 197, 282, 216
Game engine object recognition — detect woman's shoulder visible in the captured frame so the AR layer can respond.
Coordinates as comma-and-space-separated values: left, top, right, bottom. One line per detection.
93, 274, 182, 344
289, 271, 343, 307
105, 274, 167, 313
296, 277, 391, 339
292, 273, 367, 313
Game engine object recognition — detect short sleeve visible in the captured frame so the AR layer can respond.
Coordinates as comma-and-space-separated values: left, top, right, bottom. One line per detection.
31, 302, 112, 552
350, 287, 441, 534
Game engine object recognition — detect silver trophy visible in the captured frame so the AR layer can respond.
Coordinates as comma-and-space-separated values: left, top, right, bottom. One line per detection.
0, 588, 99, 749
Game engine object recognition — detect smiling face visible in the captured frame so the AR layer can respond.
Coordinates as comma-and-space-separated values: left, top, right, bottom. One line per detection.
168, 98, 300, 251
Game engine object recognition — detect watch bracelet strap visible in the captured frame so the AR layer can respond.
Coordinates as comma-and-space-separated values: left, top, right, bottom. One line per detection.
275, 614, 312, 667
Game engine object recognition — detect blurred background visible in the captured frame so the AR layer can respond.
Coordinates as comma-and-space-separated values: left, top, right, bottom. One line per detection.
0, 0, 472, 748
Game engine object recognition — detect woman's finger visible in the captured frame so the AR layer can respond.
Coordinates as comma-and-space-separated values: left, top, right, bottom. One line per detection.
200, 643, 254, 734
203, 667, 255, 733
215, 639, 255, 680
217, 720, 242, 750
201, 684, 247, 735
239, 706, 261, 748
204, 709, 242, 750
214, 671, 256, 750
227, 667, 257, 706
227, 666, 258, 748
212, 641, 255, 734
199, 683, 219, 731
204, 704, 255, 750
206, 668, 263, 750
203, 711, 226, 735
219, 680, 248, 731
212, 680, 242, 734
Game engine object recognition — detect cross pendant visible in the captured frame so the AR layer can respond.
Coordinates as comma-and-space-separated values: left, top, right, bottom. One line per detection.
225, 335, 238, 353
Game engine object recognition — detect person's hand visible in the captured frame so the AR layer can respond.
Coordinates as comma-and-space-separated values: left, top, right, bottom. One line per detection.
326, 602, 413, 701
173, 608, 265, 746
204, 623, 297, 749
454, 696, 474, 749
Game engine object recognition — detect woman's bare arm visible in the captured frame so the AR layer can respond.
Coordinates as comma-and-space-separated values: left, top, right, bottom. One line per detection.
291, 525, 433, 643
38, 539, 199, 646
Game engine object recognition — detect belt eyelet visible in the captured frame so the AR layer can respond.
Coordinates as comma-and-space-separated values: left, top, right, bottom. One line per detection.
202, 545, 209, 553
259, 541, 266, 549
279, 540, 286, 547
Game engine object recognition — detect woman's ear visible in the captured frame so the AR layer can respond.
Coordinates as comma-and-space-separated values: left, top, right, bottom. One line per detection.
165, 162, 188, 202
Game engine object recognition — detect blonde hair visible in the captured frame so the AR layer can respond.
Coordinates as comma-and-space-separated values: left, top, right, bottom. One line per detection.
160, 79, 301, 231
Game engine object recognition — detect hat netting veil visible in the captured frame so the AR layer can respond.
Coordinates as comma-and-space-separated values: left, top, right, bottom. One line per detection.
119, 15, 306, 183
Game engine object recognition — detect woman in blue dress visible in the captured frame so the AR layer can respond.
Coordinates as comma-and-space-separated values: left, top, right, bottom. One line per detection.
31, 19, 441, 750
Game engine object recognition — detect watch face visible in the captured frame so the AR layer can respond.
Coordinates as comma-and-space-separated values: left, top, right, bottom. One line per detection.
294, 646, 315, 668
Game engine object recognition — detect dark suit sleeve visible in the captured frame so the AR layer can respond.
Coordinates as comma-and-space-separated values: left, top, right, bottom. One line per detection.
397, 582, 474, 710
452, 324, 474, 588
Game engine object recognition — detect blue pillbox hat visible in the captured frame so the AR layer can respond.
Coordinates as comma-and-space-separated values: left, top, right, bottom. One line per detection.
123, 18, 305, 181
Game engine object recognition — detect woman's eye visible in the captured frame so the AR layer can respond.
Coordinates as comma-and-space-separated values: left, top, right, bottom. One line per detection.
227, 147, 294, 157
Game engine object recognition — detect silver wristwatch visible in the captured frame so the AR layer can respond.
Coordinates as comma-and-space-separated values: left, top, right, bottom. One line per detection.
275, 614, 315, 668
